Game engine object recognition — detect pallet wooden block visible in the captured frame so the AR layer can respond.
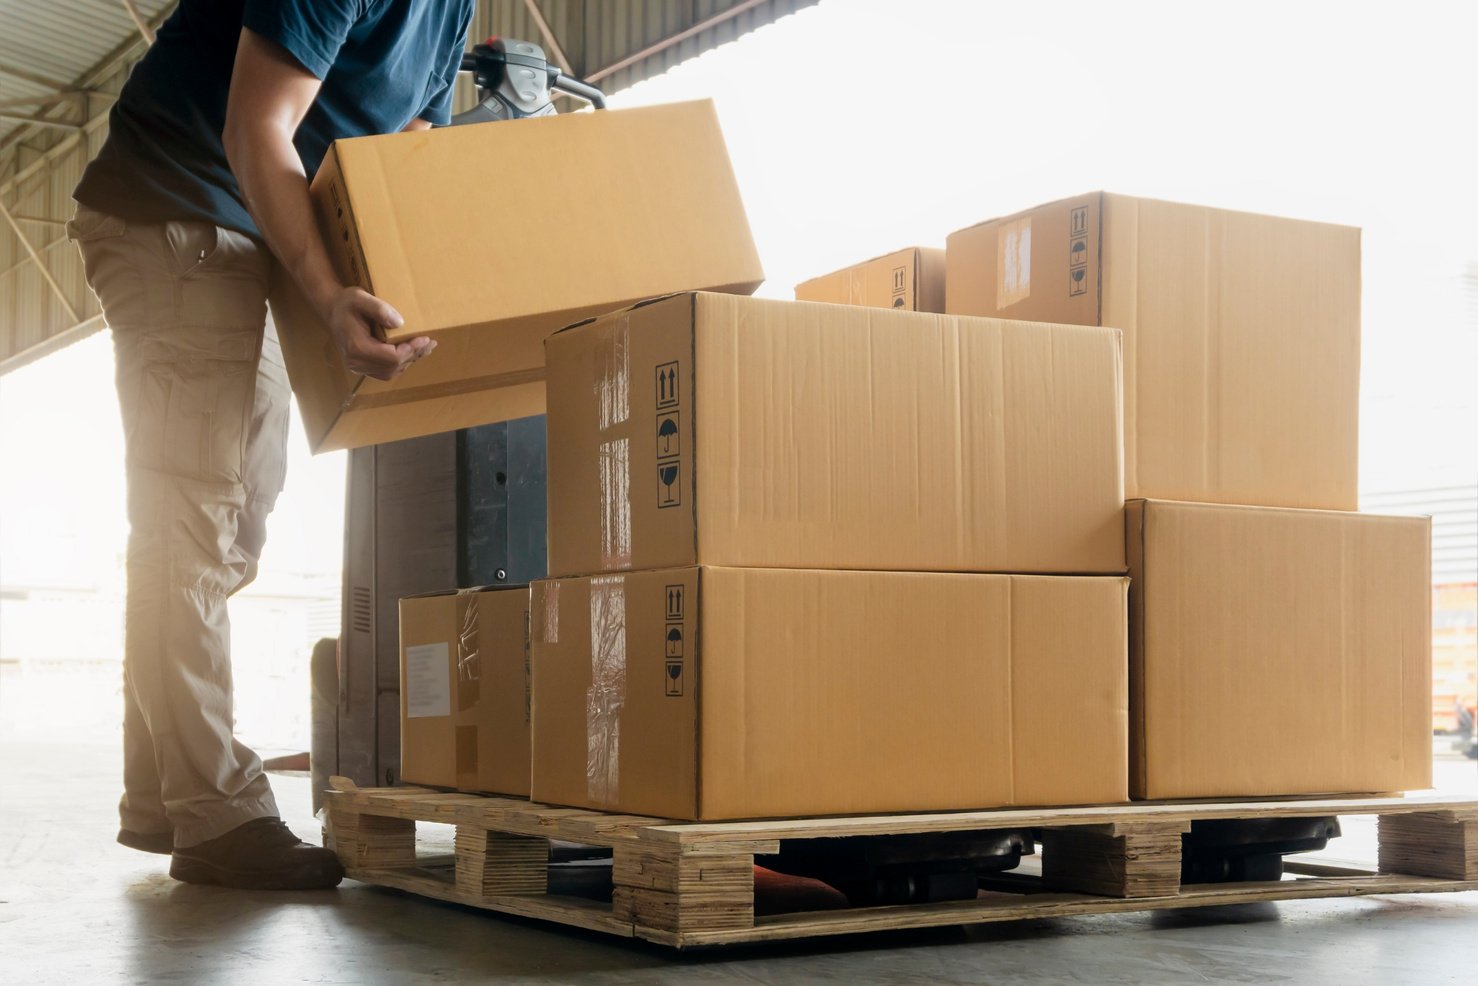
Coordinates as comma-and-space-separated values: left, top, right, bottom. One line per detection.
1040, 821, 1188, 898
1378, 811, 1478, 881
322, 778, 1478, 949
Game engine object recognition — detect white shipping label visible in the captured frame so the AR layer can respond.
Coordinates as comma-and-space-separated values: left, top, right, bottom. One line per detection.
405, 642, 452, 718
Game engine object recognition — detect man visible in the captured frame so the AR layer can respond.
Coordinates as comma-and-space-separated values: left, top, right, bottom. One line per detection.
67, 0, 472, 890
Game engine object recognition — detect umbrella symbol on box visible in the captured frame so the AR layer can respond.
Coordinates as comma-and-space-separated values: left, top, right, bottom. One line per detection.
666, 626, 683, 658
657, 413, 679, 457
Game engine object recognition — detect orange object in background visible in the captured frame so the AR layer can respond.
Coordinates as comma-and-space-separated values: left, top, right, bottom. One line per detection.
1432, 583, 1478, 735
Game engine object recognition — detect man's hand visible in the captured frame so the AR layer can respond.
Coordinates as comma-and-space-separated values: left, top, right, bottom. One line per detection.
327, 286, 436, 380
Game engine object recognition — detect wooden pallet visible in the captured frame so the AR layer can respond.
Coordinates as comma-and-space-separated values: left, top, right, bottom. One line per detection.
322, 779, 1478, 949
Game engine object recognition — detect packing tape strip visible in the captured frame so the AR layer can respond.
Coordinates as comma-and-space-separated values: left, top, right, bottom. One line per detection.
456, 590, 481, 785
596, 313, 631, 431
586, 575, 626, 807
996, 216, 1032, 309
598, 438, 632, 570
539, 580, 560, 644
457, 592, 480, 703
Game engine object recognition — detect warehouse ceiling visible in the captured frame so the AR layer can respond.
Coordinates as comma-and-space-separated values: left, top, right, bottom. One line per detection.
0, 0, 817, 372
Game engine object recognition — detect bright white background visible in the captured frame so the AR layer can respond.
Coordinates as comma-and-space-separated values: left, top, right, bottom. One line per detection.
2, 0, 1475, 746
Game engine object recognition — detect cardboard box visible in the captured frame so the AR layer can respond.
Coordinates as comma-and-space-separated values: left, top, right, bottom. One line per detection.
399, 585, 532, 795
531, 567, 1129, 819
946, 193, 1360, 509
544, 292, 1126, 577
1127, 500, 1432, 800
794, 247, 946, 312
272, 99, 764, 453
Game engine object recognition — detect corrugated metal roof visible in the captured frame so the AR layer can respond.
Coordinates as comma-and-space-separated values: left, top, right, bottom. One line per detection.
0, 0, 173, 146
0, 0, 818, 372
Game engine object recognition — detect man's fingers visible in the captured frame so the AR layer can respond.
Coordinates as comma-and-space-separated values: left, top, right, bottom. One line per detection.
394, 337, 437, 363
353, 290, 404, 332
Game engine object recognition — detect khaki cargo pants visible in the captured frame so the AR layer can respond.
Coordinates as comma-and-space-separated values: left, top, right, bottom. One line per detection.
69, 204, 291, 848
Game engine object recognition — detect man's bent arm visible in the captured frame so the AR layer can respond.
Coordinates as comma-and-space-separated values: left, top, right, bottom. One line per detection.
223, 28, 433, 380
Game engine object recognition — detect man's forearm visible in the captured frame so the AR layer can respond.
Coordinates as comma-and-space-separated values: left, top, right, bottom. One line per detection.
224, 125, 341, 320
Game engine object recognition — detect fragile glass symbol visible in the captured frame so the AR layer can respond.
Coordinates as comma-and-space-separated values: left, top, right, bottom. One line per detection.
659, 464, 679, 488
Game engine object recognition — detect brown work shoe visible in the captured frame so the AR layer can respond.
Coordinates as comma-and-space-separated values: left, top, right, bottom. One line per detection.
170, 817, 344, 890
118, 828, 175, 855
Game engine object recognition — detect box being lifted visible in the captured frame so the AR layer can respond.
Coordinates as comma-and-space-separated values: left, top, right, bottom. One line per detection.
545, 292, 1127, 577
273, 99, 764, 453
531, 566, 1130, 820
947, 193, 1360, 510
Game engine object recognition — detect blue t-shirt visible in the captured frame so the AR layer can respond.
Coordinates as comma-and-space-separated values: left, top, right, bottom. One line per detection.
74, 0, 472, 238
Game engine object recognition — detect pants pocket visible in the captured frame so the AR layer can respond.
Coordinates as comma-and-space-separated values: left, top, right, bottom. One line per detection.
162, 220, 220, 279
66, 205, 127, 243
133, 349, 257, 486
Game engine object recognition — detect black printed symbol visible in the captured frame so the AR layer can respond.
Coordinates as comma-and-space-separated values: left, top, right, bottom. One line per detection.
656, 361, 679, 409
665, 661, 684, 697
665, 625, 684, 659
658, 462, 680, 508
892, 297, 905, 308
665, 585, 684, 621
656, 412, 680, 458
1070, 205, 1088, 238
1069, 266, 1088, 297
1070, 238, 1087, 266
892, 265, 906, 293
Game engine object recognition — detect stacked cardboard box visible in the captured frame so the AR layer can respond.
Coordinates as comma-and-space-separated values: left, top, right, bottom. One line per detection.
398, 586, 533, 795
361, 100, 1430, 810
946, 193, 1432, 799
794, 247, 945, 312
530, 293, 1132, 820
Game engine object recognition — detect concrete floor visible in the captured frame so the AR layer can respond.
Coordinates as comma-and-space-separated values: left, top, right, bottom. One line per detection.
3, 740, 1476, 985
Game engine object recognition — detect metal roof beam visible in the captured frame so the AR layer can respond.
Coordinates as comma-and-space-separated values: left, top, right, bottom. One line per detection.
520, 0, 574, 75
0, 197, 80, 322
0, 92, 91, 110
0, 113, 82, 132
587, 0, 772, 83
119, 0, 158, 44
0, 62, 73, 91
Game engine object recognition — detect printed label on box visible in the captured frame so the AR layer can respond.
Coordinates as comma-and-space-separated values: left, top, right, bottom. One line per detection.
405, 642, 451, 719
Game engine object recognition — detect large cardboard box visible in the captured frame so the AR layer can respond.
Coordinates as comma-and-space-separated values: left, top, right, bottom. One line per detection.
1127, 500, 1432, 800
399, 586, 532, 795
544, 292, 1126, 577
794, 247, 946, 312
273, 99, 764, 453
531, 567, 1129, 819
946, 193, 1360, 510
